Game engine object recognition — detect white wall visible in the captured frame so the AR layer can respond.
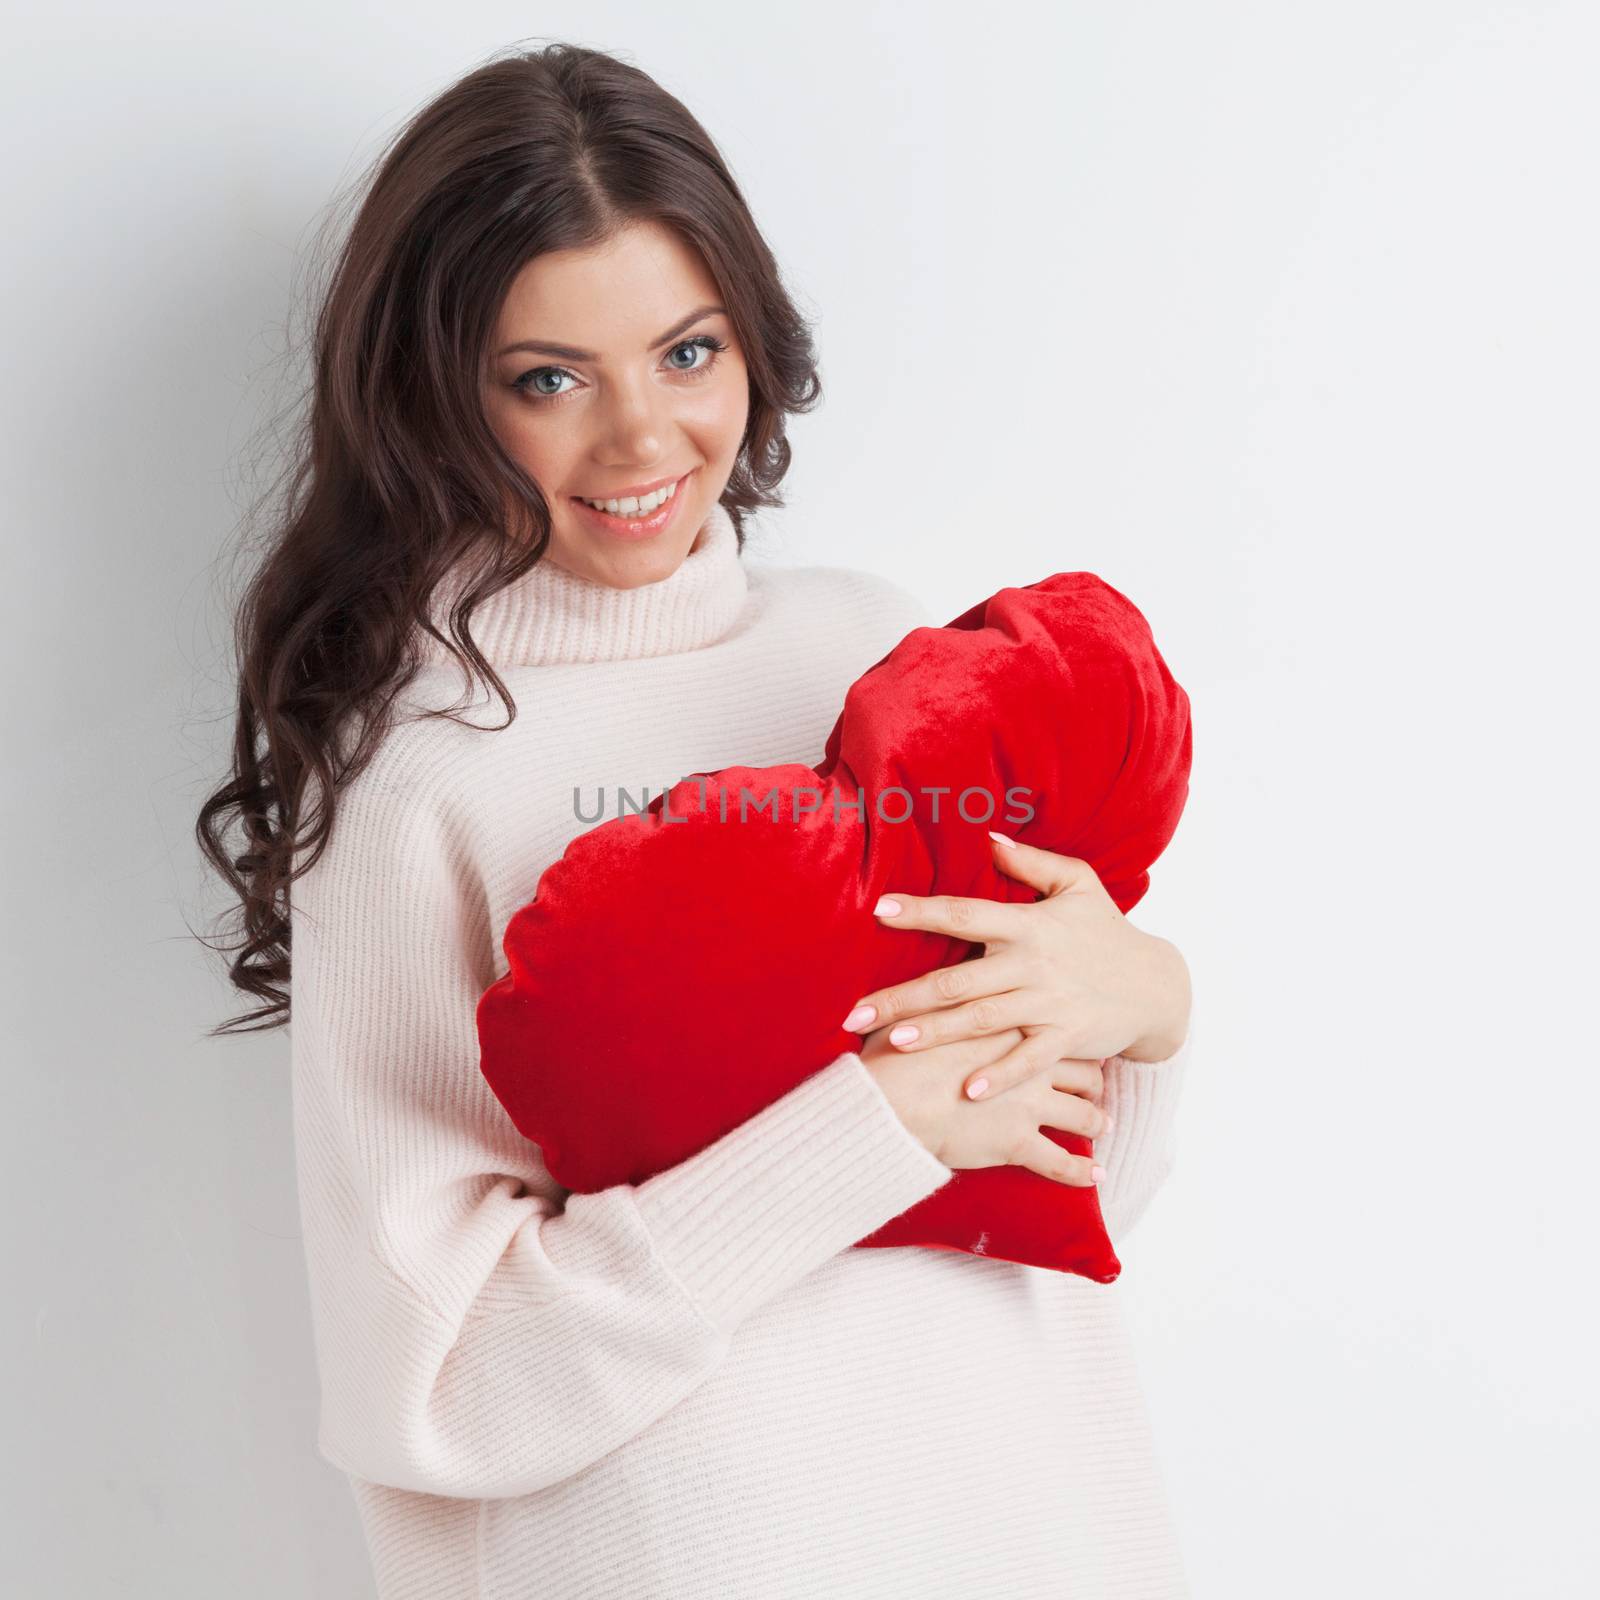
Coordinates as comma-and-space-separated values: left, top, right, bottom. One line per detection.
4, 2, 1595, 1594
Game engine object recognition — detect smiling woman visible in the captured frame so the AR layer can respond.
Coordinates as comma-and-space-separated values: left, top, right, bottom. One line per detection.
195, 38, 1193, 1600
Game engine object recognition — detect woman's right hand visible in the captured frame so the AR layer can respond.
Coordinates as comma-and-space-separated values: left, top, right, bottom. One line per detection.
859, 1021, 1108, 1186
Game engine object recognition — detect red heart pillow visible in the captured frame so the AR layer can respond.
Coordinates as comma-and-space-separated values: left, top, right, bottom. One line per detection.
476, 572, 1191, 1281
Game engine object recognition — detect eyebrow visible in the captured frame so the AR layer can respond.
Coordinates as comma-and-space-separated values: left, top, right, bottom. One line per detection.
496, 304, 728, 362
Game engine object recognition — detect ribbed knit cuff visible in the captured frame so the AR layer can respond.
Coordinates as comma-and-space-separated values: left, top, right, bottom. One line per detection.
1096, 1009, 1194, 1243
630, 1051, 953, 1336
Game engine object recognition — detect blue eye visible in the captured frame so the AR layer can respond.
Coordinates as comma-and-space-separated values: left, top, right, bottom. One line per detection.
664, 334, 727, 372
512, 334, 730, 406
515, 367, 576, 401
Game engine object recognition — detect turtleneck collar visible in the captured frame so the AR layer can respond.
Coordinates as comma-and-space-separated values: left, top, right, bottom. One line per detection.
418, 498, 750, 670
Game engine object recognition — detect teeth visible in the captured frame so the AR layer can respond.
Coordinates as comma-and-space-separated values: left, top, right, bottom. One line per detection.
580, 478, 678, 517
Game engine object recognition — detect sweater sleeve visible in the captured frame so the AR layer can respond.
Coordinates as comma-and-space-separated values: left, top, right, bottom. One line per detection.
1092, 1002, 1195, 1245
287, 778, 953, 1502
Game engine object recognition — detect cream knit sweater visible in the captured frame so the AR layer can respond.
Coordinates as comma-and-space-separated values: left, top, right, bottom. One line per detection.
287, 499, 1194, 1599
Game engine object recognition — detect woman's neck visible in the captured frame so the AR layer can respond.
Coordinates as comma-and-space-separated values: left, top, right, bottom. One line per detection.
418, 498, 750, 669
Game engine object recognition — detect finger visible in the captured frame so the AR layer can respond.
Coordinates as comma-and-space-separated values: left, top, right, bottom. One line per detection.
1036, 1083, 1110, 1141
872, 890, 1030, 946
1017, 1130, 1102, 1188
879, 987, 1037, 1053
971, 1051, 1104, 1106
958, 1028, 1071, 1102
860, 1022, 1025, 1072
841, 950, 1029, 1032
956, 1027, 1028, 1070
1049, 1058, 1106, 1103
986, 836, 1100, 899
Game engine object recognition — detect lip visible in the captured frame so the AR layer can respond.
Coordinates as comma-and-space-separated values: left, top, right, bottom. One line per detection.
568, 469, 694, 542
571, 470, 688, 505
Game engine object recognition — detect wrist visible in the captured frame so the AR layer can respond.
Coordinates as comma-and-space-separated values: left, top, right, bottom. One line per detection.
862, 1050, 944, 1158
1119, 935, 1191, 1062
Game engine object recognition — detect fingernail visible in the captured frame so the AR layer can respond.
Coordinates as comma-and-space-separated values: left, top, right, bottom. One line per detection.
1091, 1164, 1107, 1184
889, 1024, 919, 1045
987, 830, 1017, 849
966, 1076, 989, 1100
1102, 1115, 1115, 1134
873, 896, 903, 917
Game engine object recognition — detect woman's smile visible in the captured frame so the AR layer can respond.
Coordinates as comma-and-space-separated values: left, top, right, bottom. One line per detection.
567, 468, 697, 541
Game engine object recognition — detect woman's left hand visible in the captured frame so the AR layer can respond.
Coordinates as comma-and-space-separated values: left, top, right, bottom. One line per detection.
840, 832, 1192, 1104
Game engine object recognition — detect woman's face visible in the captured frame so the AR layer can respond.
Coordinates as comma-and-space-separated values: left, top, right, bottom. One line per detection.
482, 220, 751, 589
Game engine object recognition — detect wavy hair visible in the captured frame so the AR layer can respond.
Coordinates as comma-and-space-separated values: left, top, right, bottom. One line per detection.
195, 41, 823, 1034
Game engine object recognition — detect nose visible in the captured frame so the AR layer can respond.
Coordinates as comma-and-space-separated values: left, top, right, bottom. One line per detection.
592, 371, 670, 468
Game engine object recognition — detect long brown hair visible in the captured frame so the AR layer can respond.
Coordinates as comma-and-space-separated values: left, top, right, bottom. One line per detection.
195, 41, 823, 1035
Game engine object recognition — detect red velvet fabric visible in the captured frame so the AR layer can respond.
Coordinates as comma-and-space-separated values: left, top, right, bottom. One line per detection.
476, 572, 1192, 1281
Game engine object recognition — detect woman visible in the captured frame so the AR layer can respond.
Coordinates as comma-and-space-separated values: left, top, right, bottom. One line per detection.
197, 42, 1195, 1599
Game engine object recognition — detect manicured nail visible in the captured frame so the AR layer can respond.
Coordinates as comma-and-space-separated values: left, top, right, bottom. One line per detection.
966, 1076, 989, 1100
841, 1004, 876, 1031
873, 896, 902, 916
988, 830, 1017, 849
889, 1024, 919, 1045
1091, 1164, 1107, 1184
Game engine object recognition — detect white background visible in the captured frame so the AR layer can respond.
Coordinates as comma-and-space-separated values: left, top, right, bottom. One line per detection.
4, 2, 1597, 1594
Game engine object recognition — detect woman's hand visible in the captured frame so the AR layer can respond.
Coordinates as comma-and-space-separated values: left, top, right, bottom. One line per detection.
859, 1022, 1109, 1186
841, 832, 1192, 1105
